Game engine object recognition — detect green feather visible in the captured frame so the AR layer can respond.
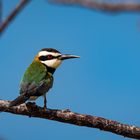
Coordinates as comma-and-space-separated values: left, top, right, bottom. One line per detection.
10, 60, 53, 106
21, 61, 47, 84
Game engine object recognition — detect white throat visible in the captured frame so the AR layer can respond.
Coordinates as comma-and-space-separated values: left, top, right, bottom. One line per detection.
41, 59, 62, 69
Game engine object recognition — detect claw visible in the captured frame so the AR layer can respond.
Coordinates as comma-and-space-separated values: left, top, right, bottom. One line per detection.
43, 106, 47, 112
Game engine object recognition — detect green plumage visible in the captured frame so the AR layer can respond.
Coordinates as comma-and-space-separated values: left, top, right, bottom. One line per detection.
22, 60, 47, 84
20, 60, 53, 96
10, 60, 53, 107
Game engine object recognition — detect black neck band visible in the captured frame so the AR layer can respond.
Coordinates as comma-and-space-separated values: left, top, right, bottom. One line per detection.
46, 66, 56, 74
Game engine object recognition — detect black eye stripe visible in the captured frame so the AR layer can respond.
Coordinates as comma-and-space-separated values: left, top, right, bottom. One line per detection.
39, 55, 60, 61
39, 56, 47, 61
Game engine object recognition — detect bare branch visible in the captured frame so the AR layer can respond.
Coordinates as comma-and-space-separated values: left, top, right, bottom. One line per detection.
49, 0, 140, 13
0, 99, 140, 139
0, 0, 30, 35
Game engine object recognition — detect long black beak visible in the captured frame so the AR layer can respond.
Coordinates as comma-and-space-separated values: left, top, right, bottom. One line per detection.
60, 54, 80, 60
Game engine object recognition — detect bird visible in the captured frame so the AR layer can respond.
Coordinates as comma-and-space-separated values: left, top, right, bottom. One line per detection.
9, 48, 79, 110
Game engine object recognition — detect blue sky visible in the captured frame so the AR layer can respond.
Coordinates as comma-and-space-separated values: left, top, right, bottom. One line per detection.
1, 0, 140, 140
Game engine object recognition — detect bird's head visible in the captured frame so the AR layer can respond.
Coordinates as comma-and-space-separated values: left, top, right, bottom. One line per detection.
35, 48, 80, 70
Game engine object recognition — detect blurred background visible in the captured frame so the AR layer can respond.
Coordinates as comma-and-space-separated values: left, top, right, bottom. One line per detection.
1, 0, 140, 139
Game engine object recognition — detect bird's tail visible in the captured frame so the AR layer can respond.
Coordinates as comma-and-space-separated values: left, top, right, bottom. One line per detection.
9, 94, 30, 107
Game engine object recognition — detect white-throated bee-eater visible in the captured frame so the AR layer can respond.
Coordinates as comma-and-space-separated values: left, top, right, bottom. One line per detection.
10, 48, 79, 109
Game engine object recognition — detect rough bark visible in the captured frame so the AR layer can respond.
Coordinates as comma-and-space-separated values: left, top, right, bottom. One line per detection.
0, 99, 140, 139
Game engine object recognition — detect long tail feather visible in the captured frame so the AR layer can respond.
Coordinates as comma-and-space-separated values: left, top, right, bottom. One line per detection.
9, 94, 29, 107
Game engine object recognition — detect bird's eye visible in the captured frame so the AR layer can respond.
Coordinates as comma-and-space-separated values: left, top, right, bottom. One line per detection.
39, 56, 47, 61
47, 55, 53, 60
39, 55, 53, 61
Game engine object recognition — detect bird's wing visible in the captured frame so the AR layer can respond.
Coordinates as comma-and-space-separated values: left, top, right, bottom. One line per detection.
20, 61, 53, 97
9, 61, 53, 107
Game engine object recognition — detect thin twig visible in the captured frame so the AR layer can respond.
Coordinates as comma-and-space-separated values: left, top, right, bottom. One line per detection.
49, 0, 140, 13
0, 0, 30, 35
0, 99, 140, 139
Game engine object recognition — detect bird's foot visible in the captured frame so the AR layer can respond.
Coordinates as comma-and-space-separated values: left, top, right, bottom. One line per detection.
43, 106, 47, 112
